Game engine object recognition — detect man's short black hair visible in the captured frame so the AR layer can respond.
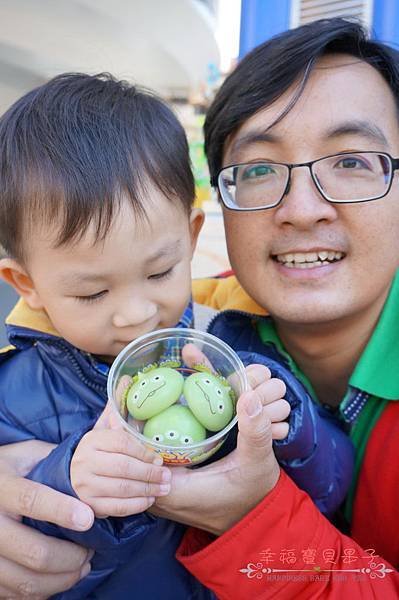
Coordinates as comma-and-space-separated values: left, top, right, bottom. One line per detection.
0, 72, 195, 261
205, 17, 399, 182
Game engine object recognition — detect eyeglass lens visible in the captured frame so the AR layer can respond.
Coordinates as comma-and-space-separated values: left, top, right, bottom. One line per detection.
219, 153, 392, 209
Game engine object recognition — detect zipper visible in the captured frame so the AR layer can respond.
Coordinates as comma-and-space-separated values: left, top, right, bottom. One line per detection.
206, 308, 270, 333
53, 340, 107, 395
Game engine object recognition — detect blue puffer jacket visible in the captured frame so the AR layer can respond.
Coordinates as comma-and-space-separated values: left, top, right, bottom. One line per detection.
0, 303, 214, 600
206, 309, 354, 516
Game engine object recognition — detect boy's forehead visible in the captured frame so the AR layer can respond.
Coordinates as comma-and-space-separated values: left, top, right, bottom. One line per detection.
26, 194, 190, 275
28, 189, 187, 248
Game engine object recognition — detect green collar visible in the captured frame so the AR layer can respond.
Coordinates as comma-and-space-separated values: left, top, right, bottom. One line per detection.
257, 268, 399, 401
349, 269, 399, 400
257, 319, 318, 401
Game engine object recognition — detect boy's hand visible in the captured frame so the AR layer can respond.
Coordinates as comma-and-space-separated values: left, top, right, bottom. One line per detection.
71, 403, 172, 518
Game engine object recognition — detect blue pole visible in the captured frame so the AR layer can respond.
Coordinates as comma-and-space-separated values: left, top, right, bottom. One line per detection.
372, 0, 399, 48
239, 0, 292, 59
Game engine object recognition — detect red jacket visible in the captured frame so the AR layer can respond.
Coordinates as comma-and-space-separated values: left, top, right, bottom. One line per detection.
177, 401, 399, 598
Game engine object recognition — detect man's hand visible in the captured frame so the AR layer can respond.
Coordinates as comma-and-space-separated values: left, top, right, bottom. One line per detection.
152, 365, 286, 535
0, 441, 94, 599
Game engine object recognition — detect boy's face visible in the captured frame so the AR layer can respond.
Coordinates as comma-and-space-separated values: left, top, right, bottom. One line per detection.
5, 192, 203, 361
221, 55, 399, 329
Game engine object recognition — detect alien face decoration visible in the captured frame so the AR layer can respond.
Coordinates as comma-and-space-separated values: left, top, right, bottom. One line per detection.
183, 372, 234, 431
126, 367, 184, 420
143, 404, 206, 446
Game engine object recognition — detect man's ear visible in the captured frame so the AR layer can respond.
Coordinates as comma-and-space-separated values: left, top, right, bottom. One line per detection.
189, 208, 205, 257
0, 258, 44, 310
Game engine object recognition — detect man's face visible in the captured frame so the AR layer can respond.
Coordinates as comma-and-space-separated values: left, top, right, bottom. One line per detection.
20, 193, 202, 361
222, 55, 399, 328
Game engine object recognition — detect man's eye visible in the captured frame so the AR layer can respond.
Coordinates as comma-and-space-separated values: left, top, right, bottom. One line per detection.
335, 156, 370, 170
241, 163, 276, 180
148, 267, 174, 280
76, 290, 108, 302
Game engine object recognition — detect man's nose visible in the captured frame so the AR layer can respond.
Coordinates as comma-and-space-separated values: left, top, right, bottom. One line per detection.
112, 297, 157, 328
274, 166, 338, 229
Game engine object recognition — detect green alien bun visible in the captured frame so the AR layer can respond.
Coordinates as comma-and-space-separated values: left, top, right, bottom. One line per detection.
184, 372, 233, 431
126, 367, 184, 420
143, 404, 206, 446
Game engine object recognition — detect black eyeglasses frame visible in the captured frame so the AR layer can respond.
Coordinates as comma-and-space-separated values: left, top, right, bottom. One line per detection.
214, 151, 399, 212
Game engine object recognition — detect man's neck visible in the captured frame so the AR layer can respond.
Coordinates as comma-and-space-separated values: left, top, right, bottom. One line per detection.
275, 298, 387, 408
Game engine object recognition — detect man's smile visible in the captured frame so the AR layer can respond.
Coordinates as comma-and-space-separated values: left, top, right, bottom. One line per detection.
274, 250, 345, 269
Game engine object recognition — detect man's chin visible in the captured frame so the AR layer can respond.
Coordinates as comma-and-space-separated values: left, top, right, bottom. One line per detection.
268, 301, 350, 328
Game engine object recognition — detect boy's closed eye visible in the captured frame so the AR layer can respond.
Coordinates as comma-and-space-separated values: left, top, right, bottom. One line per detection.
74, 266, 175, 302
76, 290, 109, 303
148, 266, 175, 281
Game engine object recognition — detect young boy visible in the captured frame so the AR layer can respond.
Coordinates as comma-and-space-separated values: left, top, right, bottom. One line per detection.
0, 73, 353, 599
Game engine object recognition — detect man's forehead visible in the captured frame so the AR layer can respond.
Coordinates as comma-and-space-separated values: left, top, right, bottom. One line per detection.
224, 54, 398, 162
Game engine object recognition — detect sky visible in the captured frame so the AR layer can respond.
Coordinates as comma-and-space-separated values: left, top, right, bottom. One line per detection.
215, 0, 241, 72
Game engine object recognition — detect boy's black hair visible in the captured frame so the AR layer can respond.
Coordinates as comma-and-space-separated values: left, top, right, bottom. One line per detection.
0, 72, 195, 261
204, 17, 399, 182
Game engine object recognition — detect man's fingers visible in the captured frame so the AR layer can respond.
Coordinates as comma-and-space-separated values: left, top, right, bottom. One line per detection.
181, 343, 214, 370
0, 515, 91, 574
0, 582, 21, 598
272, 422, 290, 440
2, 476, 94, 531
245, 364, 271, 389
114, 375, 133, 409
236, 392, 273, 450
0, 441, 55, 478
264, 398, 291, 422
0, 554, 91, 599
233, 390, 280, 495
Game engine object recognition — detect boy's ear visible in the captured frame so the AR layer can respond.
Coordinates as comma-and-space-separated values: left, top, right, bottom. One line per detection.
189, 208, 205, 257
0, 258, 44, 310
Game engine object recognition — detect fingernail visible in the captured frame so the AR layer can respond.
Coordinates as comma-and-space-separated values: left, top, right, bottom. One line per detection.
159, 484, 171, 495
73, 507, 93, 530
153, 456, 163, 466
80, 562, 91, 579
246, 396, 262, 417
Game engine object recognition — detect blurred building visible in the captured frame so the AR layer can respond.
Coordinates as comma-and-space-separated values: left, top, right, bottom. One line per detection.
0, 0, 220, 114
240, 0, 399, 57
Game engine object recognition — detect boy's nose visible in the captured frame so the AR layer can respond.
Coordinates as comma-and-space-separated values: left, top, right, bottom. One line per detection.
112, 299, 157, 329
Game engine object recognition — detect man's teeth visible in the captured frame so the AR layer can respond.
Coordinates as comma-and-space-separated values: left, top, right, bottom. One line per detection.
276, 251, 344, 268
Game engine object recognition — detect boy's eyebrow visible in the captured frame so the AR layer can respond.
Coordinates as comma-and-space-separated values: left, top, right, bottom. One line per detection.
61, 273, 107, 286
145, 241, 182, 264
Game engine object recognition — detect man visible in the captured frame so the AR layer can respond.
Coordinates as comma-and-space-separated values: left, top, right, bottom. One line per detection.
174, 17, 399, 598
0, 17, 398, 599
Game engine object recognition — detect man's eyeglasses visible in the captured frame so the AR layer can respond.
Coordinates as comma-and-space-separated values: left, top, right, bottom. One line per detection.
215, 151, 399, 211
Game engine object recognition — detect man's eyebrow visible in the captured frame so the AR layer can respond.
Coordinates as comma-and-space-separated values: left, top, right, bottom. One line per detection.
228, 131, 279, 160
324, 120, 389, 146
145, 241, 182, 265
229, 120, 389, 162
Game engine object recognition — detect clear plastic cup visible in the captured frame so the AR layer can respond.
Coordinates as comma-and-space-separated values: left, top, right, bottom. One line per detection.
107, 328, 248, 465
